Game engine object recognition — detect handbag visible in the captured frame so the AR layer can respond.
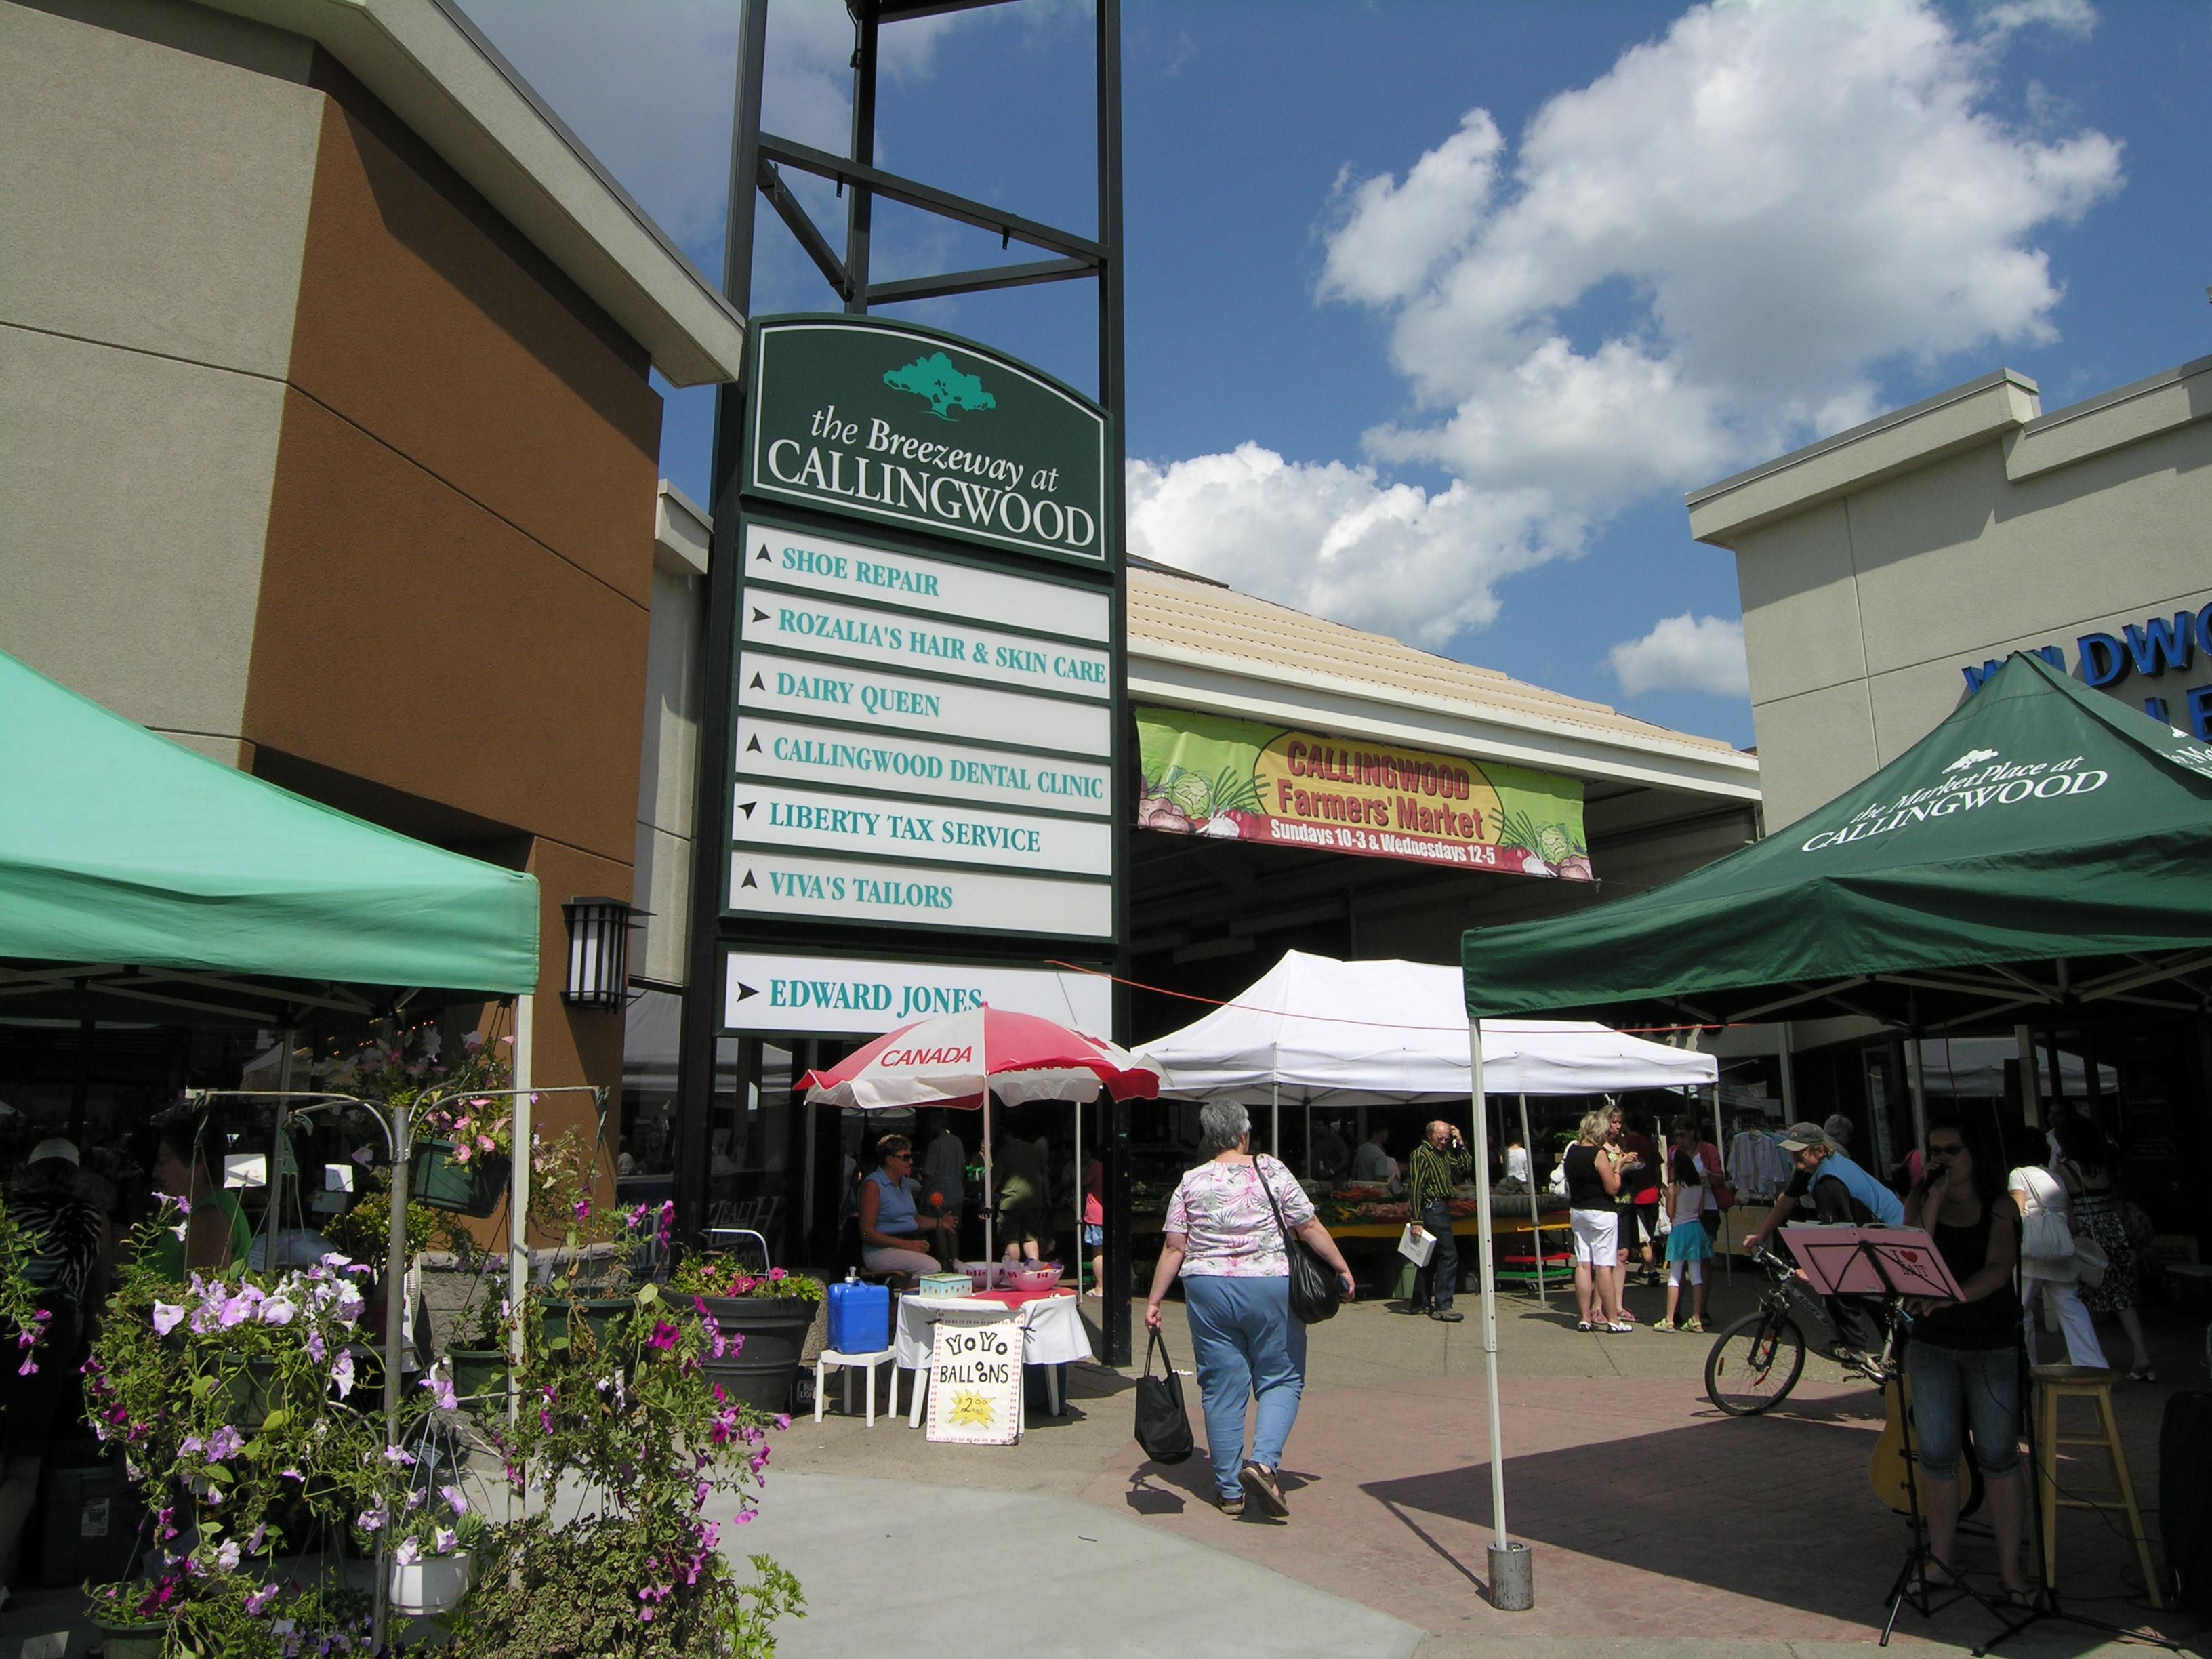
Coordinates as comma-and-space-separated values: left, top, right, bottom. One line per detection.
1701, 1146, 1736, 1212
1254, 1156, 1343, 1324
2073, 1231, 2110, 1290
1132, 1328, 1193, 1465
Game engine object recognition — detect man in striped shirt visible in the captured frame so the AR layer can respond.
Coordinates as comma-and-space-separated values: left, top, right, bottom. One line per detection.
1406, 1120, 1477, 1322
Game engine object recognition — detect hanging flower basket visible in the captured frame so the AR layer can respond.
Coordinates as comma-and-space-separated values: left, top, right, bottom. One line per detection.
389, 1549, 472, 1617
445, 1347, 509, 1404
409, 1140, 509, 1218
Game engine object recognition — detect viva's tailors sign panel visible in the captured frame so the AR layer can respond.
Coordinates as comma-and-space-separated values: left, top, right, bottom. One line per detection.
745, 316, 1109, 568
1136, 708, 1591, 881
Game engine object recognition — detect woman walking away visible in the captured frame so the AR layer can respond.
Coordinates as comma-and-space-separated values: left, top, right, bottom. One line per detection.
2052, 1116, 2154, 1380
1144, 1102, 1356, 1519
1658, 1120, 1711, 1332
0, 1140, 110, 1605
1562, 1110, 1626, 1332
1902, 1116, 2033, 1605
2009, 1153, 2106, 1370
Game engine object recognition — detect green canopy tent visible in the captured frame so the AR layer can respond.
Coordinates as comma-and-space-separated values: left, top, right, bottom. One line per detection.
1448, 651, 2212, 1606
0, 647, 539, 1021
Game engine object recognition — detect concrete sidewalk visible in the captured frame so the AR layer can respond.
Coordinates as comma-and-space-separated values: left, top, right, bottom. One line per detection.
751, 1472, 1420, 1659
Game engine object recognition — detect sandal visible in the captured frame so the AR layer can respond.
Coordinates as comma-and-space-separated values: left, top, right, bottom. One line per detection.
1240, 1460, 1288, 1517
1576, 1320, 1595, 1332
1605, 1322, 1635, 1334
1685, 1318, 1705, 1332
1219, 1493, 1245, 1517
2127, 1366, 2158, 1384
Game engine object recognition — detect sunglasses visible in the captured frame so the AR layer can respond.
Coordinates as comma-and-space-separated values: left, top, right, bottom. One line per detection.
1926, 1142, 1966, 1156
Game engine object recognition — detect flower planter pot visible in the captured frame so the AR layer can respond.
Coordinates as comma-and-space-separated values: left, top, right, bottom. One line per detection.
544, 1296, 636, 1361
445, 1347, 509, 1404
695, 1296, 818, 1411
390, 1550, 472, 1617
91, 1617, 167, 1659
409, 1140, 510, 1218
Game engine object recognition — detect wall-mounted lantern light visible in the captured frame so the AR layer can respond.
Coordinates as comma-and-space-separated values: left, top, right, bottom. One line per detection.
560, 895, 632, 1010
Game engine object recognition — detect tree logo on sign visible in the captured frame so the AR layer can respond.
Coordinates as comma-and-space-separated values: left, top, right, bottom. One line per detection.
882, 352, 996, 420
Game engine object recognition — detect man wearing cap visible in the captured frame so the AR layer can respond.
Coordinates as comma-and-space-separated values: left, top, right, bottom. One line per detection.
1742, 1122, 1904, 1358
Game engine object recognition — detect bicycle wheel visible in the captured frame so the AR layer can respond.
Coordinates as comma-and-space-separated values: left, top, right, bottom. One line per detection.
1705, 1310, 1807, 1416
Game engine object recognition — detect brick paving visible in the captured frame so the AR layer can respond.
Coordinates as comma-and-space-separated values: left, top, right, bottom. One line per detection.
760, 1269, 2205, 1650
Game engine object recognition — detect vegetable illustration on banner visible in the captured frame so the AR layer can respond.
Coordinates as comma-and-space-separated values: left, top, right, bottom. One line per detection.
1136, 707, 1592, 880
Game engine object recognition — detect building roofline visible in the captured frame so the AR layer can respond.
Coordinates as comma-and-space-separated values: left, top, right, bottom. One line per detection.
202, 0, 746, 387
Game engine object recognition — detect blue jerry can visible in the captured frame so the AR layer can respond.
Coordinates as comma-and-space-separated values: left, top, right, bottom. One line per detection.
827, 1274, 892, 1353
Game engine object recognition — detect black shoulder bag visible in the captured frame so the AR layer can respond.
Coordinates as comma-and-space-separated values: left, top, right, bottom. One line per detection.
1254, 1155, 1343, 1324
1133, 1328, 1193, 1464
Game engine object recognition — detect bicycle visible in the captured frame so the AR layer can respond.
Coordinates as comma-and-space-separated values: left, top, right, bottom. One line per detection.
1703, 1244, 1897, 1416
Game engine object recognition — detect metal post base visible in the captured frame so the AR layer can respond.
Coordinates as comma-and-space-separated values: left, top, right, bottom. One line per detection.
1488, 1541, 1534, 1611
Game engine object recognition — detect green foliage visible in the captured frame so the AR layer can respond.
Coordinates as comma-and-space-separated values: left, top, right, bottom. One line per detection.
665, 1257, 824, 1305
454, 1519, 800, 1659
451, 1283, 800, 1658
0, 1197, 50, 1367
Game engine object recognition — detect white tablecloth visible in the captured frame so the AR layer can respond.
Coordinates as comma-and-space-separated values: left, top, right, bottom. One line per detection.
893, 1294, 1094, 1370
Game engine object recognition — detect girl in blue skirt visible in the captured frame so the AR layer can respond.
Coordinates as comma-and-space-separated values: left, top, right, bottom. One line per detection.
1660, 1124, 1713, 1332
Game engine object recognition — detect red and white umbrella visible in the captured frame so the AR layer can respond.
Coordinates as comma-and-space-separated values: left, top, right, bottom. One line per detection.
800, 1004, 1157, 1264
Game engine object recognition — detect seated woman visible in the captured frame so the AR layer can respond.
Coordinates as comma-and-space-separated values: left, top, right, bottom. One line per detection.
857, 1135, 956, 1287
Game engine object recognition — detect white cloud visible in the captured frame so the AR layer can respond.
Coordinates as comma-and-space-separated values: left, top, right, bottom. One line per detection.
1322, 0, 2122, 507
1126, 446, 1582, 650
1978, 0, 2097, 41
1607, 613, 1750, 698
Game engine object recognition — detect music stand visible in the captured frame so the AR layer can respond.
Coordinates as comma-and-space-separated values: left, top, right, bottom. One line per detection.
1783, 1229, 1991, 1645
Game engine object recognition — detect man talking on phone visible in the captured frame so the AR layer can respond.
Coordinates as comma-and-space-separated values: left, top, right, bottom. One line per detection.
1405, 1120, 1477, 1322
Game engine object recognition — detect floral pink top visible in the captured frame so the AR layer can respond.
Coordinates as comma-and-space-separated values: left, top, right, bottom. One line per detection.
1163, 1153, 1316, 1278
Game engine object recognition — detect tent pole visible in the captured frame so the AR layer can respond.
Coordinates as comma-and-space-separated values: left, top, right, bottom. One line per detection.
1073, 1093, 1082, 1288
1906, 1031, 1929, 1155
983, 1090, 996, 1269
1466, 1020, 1530, 1606
1709, 1083, 1730, 1283
1271, 1076, 1279, 1162
1518, 1094, 1544, 1307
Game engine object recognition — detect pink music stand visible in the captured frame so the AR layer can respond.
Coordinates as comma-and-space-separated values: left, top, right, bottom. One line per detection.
1782, 1227, 1963, 1301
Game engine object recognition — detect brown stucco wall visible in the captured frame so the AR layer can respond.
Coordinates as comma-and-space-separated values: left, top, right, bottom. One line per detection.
243, 56, 663, 1107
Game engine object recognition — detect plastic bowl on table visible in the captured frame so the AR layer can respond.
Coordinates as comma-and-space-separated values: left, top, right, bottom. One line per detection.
1002, 1263, 1063, 1293
958, 1261, 1002, 1291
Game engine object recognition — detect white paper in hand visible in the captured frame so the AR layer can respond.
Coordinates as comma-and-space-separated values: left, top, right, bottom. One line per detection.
1397, 1224, 1437, 1267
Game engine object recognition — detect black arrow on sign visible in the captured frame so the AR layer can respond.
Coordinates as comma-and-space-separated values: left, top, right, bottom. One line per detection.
734, 981, 760, 1002
739, 869, 758, 890
737, 801, 756, 819
751, 607, 769, 623
749, 672, 764, 690
745, 735, 762, 752
754, 542, 771, 563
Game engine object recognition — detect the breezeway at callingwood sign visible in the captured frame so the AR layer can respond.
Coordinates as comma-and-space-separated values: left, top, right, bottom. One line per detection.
743, 317, 1111, 568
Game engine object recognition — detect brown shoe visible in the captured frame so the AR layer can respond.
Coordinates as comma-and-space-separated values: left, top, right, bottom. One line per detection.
1239, 1461, 1288, 1517
1219, 1493, 1245, 1517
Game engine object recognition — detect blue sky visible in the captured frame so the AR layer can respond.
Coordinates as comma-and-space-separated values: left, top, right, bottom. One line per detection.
461, 0, 2211, 747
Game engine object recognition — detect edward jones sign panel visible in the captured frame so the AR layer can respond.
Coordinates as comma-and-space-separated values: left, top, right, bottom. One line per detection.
744, 316, 1110, 567
1136, 707, 1592, 880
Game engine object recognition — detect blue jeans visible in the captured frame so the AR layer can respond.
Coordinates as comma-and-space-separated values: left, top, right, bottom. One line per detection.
1412, 1200, 1458, 1312
1907, 1340, 2022, 1479
1183, 1275, 1306, 1500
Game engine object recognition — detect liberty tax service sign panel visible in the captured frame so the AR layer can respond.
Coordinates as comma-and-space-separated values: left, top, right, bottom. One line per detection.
728, 318, 1118, 951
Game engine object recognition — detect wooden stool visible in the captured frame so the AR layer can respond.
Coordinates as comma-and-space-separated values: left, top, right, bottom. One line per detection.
2031, 1364, 2163, 1607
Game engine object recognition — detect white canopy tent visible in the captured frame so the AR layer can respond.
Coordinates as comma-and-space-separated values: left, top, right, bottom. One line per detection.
1136, 949, 1717, 1110
1136, 949, 1719, 1311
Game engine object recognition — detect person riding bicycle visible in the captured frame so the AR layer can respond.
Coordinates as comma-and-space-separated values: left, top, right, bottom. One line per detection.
1739, 1121, 1903, 1360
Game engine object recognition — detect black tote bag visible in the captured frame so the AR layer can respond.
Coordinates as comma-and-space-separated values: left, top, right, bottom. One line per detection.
1133, 1328, 1194, 1464
1255, 1156, 1343, 1324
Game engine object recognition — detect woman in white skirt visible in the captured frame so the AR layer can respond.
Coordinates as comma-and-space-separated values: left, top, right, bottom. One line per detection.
2009, 1160, 2106, 1369
1561, 1109, 1627, 1332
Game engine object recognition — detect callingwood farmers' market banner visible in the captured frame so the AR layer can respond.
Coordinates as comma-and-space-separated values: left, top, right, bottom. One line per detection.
1136, 708, 1593, 881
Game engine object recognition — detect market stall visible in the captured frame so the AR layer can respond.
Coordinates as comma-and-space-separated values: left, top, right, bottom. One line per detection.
1454, 650, 2212, 1603
1134, 950, 1717, 1297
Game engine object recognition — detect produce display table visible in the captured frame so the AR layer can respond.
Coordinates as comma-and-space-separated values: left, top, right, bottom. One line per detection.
895, 1290, 1092, 1425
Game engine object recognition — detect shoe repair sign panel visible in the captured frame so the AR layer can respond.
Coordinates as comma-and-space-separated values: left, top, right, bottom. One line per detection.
1136, 707, 1591, 880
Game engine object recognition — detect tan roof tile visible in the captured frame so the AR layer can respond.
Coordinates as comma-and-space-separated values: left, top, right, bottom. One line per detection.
1128, 565, 1742, 757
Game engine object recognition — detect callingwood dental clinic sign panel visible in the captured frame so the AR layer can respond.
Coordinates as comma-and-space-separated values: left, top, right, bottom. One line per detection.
1136, 707, 1593, 881
722, 318, 1119, 1036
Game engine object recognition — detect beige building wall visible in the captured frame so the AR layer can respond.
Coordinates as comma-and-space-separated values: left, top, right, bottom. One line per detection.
0, 0, 321, 760
1692, 357, 2212, 828
633, 485, 711, 987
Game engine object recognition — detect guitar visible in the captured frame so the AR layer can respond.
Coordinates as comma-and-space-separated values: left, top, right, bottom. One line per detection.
1869, 1372, 1984, 1516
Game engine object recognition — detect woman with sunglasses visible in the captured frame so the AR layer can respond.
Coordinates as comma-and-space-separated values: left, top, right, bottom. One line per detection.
858, 1134, 957, 1286
1901, 1115, 2033, 1605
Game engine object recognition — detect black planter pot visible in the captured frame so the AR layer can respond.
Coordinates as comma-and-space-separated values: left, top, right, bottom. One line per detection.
693, 1296, 819, 1412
